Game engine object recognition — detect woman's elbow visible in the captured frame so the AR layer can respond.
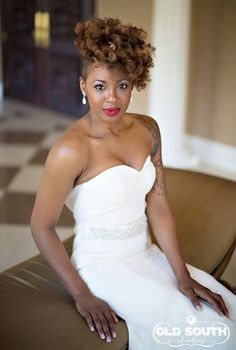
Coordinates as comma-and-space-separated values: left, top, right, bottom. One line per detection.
30, 211, 55, 239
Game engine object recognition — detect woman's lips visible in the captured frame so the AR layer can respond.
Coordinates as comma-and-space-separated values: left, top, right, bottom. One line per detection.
102, 108, 121, 117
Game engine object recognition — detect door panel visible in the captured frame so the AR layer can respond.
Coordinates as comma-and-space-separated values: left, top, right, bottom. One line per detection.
49, 54, 87, 116
9, 48, 37, 102
1, 0, 94, 117
2, 0, 38, 103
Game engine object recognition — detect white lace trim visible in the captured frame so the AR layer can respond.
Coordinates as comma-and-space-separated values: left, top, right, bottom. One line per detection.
75, 215, 148, 241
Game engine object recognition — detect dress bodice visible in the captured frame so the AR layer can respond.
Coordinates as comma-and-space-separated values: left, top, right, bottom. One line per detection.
65, 155, 156, 228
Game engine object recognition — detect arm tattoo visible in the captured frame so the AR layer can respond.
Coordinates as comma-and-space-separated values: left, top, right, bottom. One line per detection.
152, 156, 166, 195
136, 115, 166, 195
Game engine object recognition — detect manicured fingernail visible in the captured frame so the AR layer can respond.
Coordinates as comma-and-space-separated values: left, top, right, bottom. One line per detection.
106, 336, 111, 342
101, 333, 105, 339
112, 331, 117, 337
90, 326, 95, 331
196, 304, 202, 311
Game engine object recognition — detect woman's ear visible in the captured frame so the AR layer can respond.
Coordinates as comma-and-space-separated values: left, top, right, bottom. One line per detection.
79, 76, 86, 95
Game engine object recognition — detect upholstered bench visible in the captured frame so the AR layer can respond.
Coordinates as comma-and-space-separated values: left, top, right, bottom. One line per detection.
0, 168, 235, 349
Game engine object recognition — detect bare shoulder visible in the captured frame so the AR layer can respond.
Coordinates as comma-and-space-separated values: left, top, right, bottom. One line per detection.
42, 118, 89, 187
48, 133, 83, 167
130, 113, 158, 125
31, 120, 89, 228
129, 113, 166, 196
128, 113, 161, 157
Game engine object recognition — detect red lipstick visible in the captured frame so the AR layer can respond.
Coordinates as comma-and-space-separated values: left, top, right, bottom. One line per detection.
102, 108, 121, 117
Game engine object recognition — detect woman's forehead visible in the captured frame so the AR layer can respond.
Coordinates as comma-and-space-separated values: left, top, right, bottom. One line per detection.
86, 63, 129, 81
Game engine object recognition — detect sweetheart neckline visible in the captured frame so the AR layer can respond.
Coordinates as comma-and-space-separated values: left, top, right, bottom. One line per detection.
70, 154, 151, 192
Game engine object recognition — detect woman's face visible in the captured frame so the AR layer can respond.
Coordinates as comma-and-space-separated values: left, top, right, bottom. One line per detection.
80, 63, 133, 123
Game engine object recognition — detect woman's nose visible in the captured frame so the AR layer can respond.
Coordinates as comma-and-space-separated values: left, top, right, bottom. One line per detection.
106, 89, 117, 102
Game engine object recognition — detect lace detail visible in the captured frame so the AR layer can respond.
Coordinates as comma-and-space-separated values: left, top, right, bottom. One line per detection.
76, 215, 148, 241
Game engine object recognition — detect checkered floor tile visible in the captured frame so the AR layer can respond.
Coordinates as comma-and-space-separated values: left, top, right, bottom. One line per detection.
0, 98, 75, 271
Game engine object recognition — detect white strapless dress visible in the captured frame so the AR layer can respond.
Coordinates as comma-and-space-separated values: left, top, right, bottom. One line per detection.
65, 155, 236, 349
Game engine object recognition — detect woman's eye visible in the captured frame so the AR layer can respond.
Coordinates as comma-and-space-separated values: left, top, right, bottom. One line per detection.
94, 84, 105, 91
119, 83, 128, 90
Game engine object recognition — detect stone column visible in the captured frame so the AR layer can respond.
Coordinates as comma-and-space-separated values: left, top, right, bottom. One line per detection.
0, 4, 3, 113
148, 0, 199, 168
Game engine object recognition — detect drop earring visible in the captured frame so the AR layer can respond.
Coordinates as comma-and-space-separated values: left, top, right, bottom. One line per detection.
130, 91, 133, 103
82, 92, 86, 105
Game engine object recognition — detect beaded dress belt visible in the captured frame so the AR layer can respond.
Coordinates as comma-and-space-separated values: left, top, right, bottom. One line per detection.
76, 215, 148, 241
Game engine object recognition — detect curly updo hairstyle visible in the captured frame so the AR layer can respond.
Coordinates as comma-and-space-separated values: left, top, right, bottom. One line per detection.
74, 17, 155, 91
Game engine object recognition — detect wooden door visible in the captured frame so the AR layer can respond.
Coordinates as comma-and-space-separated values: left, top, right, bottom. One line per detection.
1, 0, 94, 117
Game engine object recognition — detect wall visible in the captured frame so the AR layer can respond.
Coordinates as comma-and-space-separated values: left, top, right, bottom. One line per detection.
186, 0, 236, 147
0, 1, 3, 106
95, 0, 154, 115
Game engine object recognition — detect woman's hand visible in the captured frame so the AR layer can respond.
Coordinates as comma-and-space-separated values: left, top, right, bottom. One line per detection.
178, 276, 229, 317
75, 290, 119, 343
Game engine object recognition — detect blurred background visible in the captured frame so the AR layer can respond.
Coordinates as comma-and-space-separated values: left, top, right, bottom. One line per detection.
0, 0, 235, 285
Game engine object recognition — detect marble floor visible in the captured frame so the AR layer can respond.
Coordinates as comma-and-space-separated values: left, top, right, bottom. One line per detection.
0, 97, 235, 289
0, 98, 75, 272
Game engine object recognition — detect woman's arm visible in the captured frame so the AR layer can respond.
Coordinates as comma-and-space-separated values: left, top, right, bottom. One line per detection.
31, 140, 91, 299
31, 138, 119, 342
145, 119, 190, 281
145, 116, 228, 317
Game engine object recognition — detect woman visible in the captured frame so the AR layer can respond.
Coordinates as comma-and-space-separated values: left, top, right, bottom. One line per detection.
31, 18, 236, 348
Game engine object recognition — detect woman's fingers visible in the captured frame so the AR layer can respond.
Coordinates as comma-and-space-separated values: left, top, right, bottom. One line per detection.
91, 313, 107, 340
214, 293, 229, 317
199, 289, 229, 317
84, 312, 95, 332
179, 278, 229, 318
182, 286, 202, 311
75, 294, 118, 342
110, 309, 119, 324
84, 307, 118, 342
191, 284, 229, 317
92, 311, 114, 342
104, 309, 117, 338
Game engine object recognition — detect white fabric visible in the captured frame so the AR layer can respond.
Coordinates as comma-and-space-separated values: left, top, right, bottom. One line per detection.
65, 155, 236, 349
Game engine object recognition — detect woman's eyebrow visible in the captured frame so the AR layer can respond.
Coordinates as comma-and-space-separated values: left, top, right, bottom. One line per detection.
92, 79, 129, 83
92, 79, 107, 83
